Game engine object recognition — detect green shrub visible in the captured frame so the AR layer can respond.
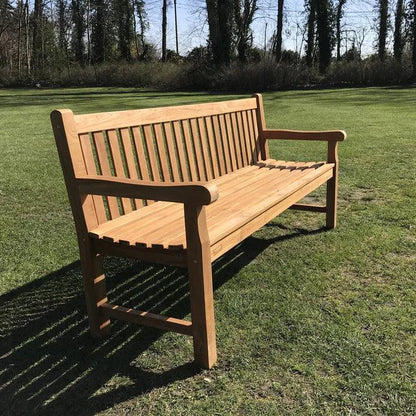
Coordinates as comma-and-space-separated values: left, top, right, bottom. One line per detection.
0, 57, 414, 91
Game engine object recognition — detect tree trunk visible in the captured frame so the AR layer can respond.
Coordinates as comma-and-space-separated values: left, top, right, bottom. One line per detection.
58, 0, 66, 49
305, 0, 316, 67
91, 0, 105, 63
206, 0, 233, 66
116, 0, 133, 61
234, 0, 258, 63
378, 0, 388, 61
413, 0, 416, 78
24, 0, 30, 75
72, 0, 85, 64
162, 0, 167, 61
393, 0, 403, 61
275, 0, 284, 62
134, 0, 147, 59
316, 0, 332, 73
17, 0, 22, 77
86, 0, 91, 64
32, 0, 43, 73
218, 0, 233, 65
336, 0, 346, 61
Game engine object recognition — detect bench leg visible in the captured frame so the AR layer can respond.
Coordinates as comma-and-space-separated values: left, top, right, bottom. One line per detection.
185, 205, 217, 369
326, 176, 337, 229
326, 142, 338, 229
188, 253, 217, 369
80, 244, 110, 337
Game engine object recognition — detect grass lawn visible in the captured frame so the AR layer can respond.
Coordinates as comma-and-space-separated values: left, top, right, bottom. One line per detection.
0, 87, 415, 415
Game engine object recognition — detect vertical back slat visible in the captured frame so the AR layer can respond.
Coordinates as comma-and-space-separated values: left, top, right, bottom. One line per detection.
130, 126, 149, 207
198, 118, 214, 180
172, 121, 189, 181
142, 125, 161, 182
190, 118, 206, 181
218, 114, 232, 173
163, 122, 181, 182
131, 126, 150, 181
182, 120, 198, 181
235, 112, 249, 166
92, 131, 120, 219
204, 117, 220, 178
107, 129, 133, 214
224, 114, 238, 171
154, 123, 171, 181
211, 116, 226, 176
242, 111, 255, 164
230, 112, 244, 169
119, 127, 143, 209
240, 111, 253, 164
79, 133, 107, 223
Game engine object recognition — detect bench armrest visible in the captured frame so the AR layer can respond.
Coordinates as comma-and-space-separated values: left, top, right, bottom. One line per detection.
76, 175, 219, 206
263, 129, 346, 142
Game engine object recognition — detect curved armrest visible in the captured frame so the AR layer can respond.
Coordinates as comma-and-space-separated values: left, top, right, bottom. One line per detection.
76, 175, 219, 206
263, 129, 346, 142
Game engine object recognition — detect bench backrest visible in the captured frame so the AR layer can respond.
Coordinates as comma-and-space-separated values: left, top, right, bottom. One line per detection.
51, 95, 268, 231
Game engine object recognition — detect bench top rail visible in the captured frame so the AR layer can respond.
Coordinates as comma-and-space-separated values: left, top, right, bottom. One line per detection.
74, 97, 258, 133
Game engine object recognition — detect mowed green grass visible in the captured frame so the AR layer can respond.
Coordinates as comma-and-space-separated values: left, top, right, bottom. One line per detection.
0, 87, 415, 415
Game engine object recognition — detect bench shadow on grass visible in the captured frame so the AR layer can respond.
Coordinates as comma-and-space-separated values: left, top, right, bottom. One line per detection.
0, 226, 325, 415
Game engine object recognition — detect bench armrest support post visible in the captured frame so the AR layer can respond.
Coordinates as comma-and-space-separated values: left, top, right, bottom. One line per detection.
253, 94, 269, 160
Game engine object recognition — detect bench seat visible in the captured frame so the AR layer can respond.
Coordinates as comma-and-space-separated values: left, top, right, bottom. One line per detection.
89, 159, 334, 259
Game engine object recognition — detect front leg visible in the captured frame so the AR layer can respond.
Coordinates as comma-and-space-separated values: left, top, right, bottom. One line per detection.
184, 205, 217, 369
326, 141, 339, 229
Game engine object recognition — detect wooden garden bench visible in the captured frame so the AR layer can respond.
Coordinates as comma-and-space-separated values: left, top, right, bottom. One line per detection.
51, 94, 346, 369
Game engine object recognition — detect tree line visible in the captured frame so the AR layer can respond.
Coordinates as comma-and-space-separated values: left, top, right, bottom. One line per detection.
1, 0, 416, 82
0, 0, 148, 77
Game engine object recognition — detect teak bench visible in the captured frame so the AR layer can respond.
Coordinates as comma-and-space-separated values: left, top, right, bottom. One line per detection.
51, 94, 346, 369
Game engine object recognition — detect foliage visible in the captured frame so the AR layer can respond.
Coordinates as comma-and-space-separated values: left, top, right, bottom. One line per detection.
342, 45, 361, 62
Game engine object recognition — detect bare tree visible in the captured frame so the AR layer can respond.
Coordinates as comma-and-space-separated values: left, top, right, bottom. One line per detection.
234, 0, 258, 62
355, 26, 370, 58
